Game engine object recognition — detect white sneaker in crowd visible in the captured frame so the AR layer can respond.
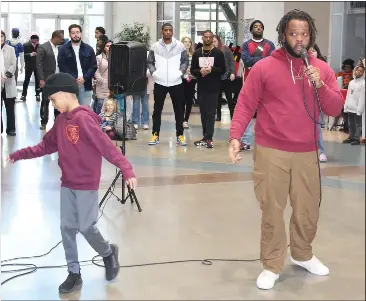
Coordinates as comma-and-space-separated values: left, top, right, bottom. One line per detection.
319, 153, 327, 162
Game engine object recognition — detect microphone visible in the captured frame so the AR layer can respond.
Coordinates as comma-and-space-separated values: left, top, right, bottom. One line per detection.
300, 47, 310, 68
300, 47, 316, 87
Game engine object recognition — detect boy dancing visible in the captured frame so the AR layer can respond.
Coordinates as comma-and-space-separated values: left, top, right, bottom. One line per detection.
7, 73, 137, 294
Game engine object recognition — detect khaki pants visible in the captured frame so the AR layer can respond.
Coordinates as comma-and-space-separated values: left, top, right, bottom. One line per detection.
253, 145, 320, 274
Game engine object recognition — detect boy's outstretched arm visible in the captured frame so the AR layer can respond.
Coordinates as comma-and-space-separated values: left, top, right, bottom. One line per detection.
8, 126, 58, 163
80, 114, 137, 189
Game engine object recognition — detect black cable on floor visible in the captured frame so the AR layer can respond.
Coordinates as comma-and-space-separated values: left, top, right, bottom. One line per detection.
1, 76, 323, 286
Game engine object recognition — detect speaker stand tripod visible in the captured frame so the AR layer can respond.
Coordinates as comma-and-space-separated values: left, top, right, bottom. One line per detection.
98, 89, 142, 212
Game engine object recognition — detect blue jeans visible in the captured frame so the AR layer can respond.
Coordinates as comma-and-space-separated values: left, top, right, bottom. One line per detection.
241, 119, 254, 146
318, 123, 325, 154
132, 93, 149, 125
95, 97, 105, 115
78, 86, 93, 106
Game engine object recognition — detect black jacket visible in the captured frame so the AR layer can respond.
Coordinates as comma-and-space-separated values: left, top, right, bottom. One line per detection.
57, 41, 97, 91
191, 47, 226, 93
23, 41, 39, 70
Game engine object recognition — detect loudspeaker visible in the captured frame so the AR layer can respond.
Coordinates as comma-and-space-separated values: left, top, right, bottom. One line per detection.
108, 41, 147, 95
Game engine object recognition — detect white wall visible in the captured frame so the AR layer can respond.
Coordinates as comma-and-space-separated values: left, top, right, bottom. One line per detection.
343, 13, 365, 63
112, 1, 157, 45
239, 1, 285, 46
284, 2, 331, 60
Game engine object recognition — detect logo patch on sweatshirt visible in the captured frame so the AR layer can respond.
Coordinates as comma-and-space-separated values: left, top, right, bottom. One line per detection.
66, 125, 80, 144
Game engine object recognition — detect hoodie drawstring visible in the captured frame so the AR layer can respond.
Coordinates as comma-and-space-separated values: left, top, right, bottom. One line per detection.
290, 59, 295, 84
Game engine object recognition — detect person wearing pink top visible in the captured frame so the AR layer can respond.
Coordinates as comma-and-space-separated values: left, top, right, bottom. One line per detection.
94, 40, 112, 114
228, 10, 344, 290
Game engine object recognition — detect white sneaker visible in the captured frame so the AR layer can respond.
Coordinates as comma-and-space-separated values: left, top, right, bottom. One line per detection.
183, 121, 189, 129
319, 153, 327, 162
133, 124, 139, 130
142, 124, 149, 130
256, 270, 279, 290
290, 255, 329, 276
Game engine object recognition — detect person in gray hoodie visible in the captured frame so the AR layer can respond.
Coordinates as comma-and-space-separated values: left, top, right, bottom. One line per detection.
147, 23, 189, 146
343, 59, 365, 145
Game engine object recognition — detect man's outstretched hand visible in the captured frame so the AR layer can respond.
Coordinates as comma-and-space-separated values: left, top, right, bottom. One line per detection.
7, 155, 14, 164
228, 139, 242, 164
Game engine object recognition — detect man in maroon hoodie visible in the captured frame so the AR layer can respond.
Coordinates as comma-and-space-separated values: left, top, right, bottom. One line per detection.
7, 73, 137, 294
228, 10, 344, 290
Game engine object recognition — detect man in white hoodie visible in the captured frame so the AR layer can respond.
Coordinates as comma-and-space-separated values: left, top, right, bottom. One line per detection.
147, 23, 189, 146
343, 60, 365, 145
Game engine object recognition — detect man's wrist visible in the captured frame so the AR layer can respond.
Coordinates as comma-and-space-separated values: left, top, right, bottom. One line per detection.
229, 137, 240, 143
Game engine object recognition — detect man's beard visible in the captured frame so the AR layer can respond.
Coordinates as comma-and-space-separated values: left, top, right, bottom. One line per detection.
252, 33, 263, 40
71, 37, 81, 43
284, 41, 310, 58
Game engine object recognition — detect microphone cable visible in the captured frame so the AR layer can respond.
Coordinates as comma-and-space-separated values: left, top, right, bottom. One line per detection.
302, 72, 324, 207
1, 66, 325, 287
1, 182, 263, 286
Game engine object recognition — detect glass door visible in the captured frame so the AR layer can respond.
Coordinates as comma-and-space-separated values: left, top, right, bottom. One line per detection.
1, 15, 7, 35
34, 17, 57, 44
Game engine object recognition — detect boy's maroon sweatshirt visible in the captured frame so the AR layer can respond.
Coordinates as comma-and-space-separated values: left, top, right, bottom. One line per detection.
9, 105, 135, 190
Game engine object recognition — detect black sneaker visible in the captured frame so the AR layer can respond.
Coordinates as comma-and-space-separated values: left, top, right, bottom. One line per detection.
194, 138, 206, 146
343, 137, 353, 143
240, 143, 251, 151
58, 272, 82, 294
20, 96, 26, 101
351, 139, 360, 145
205, 140, 214, 148
103, 244, 120, 281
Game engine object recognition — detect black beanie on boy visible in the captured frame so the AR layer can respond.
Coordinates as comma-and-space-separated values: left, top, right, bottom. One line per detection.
43, 73, 79, 99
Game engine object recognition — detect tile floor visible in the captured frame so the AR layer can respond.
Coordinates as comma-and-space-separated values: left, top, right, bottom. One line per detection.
1, 92, 365, 300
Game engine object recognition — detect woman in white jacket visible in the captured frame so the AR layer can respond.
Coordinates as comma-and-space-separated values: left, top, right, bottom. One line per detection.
343, 60, 365, 145
1, 30, 17, 136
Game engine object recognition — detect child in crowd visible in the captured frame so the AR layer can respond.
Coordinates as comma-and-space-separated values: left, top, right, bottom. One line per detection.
343, 60, 365, 145
100, 98, 118, 140
7, 73, 137, 294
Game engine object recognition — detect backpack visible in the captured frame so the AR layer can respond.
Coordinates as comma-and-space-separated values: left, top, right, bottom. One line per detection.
113, 113, 137, 140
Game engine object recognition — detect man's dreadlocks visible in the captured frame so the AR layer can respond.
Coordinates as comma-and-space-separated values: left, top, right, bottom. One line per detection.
276, 9, 318, 47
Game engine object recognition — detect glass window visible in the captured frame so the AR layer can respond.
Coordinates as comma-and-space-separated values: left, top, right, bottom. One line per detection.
1, 2, 9, 13
175, 2, 238, 45
8, 13, 31, 43
180, 3, 191, 20
83, 15, 105, 52
32, 2, 84, 14
9, 2, 31, 13
194, 4, 210, 20
182, 21, 217, 45
1, 17, 6, 34
85, 2, 105, 15
35, 18, 56, 44
157, 2, 174, 21
217, 22, 237, 46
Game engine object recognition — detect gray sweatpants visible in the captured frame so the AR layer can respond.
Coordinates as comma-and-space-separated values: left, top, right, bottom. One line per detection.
60, 187, 112, 274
